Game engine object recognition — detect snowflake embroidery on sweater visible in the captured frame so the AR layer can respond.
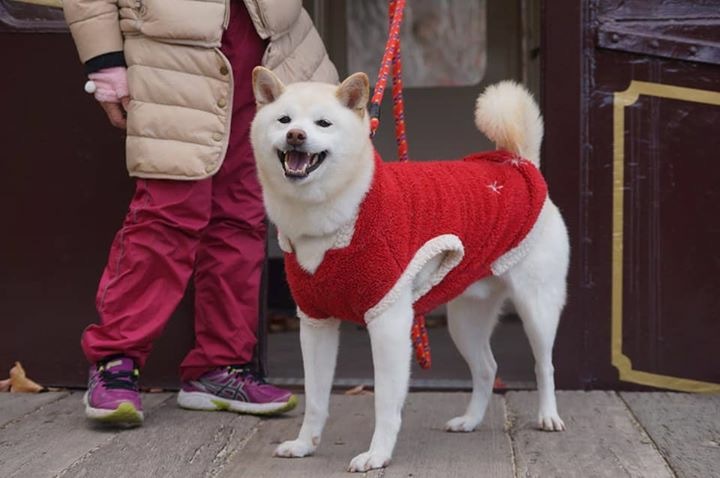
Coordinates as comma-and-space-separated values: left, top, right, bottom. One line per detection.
506, 155, 525, 167
487, 181, 504, 194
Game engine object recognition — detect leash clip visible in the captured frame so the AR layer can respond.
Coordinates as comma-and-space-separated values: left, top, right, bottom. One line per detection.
368, 102, 381, 138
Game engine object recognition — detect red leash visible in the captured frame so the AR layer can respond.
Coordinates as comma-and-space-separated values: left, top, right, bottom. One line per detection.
369, 0, 431, 369
369, 0, 409, 163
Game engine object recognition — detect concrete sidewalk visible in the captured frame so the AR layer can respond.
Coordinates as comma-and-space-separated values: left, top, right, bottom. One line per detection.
1, 390, 718, 477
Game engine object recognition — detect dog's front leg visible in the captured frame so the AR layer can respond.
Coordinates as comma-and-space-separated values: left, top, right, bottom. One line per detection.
348, 286, 413, 473
274, 313, 340, 458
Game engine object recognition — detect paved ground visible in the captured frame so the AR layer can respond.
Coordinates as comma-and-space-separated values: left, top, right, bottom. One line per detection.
1, 390, 718, 477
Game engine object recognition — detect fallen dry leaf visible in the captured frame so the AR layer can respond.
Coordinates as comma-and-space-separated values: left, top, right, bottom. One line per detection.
344, 384, 373, 396
9, 362, 45, 393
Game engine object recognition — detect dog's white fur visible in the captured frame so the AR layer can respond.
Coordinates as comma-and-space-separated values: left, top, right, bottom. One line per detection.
250, 68, 569, 472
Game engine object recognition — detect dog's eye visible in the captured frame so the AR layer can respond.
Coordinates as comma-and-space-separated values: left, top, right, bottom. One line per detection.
315, 119, 332, 128
278, 116, 291, 124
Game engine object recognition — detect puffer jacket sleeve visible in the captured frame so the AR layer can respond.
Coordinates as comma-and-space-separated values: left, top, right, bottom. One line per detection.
63, 0, 124, 63
265, 9, 339, 85
243, 0, 302, 39
308, 55, 339, 84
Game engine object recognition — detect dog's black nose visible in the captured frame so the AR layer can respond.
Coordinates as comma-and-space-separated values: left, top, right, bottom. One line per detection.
286, 129, 306, 146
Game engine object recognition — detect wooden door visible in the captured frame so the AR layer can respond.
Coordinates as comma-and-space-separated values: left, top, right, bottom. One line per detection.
543, 0, 720, 390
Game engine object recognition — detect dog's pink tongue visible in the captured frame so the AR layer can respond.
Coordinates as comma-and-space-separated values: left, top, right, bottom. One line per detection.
287, 151, 310, 171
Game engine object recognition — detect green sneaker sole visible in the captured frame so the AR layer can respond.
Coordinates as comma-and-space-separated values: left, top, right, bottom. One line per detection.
247, 394, 299, 416
87, 401, 143, 426
178, 389, 299, 416
197, 395, 298, 417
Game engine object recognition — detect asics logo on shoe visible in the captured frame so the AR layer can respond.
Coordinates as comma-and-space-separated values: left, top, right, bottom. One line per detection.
196, 377, 250, 402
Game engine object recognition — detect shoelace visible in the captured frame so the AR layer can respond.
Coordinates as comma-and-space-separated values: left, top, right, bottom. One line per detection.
226, 366, 267, 385
99, 367, 139, 391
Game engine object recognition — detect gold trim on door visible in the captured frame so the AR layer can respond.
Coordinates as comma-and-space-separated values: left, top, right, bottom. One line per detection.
612, 80, 720, 392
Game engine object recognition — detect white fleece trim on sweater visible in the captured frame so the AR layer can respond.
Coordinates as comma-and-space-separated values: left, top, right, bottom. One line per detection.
490, 198, 549, 276
364, 234, 465, 324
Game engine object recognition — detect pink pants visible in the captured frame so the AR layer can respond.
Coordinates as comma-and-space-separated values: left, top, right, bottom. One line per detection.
81, 3, 267, 381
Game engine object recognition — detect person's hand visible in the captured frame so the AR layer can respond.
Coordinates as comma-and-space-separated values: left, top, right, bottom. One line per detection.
86, 67, 130, 129
99, 98, 130, 129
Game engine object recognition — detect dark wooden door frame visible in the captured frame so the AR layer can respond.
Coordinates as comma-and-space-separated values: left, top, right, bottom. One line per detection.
541, 0, 595, 388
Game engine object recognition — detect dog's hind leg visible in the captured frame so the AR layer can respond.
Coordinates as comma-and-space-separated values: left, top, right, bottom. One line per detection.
274, 314, 340, 458
509, 288, 565, 431
348, 285, 414, 473
505, 202, 569, 431
445, 277, 506, 432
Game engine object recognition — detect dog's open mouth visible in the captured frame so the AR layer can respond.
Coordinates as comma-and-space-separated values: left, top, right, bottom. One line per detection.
277, 149, 327, 179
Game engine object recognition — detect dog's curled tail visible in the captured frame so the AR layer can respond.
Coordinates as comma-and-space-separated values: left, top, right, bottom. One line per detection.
474, 81, 543, 166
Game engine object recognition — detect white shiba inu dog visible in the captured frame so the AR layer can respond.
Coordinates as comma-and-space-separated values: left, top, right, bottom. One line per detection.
250, 67, 569, 473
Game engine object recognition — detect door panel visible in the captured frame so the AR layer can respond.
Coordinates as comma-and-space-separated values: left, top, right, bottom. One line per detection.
543, 0, 720, 390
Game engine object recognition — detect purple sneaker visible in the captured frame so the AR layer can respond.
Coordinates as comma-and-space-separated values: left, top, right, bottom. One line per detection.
84, 356, 143, 426
177, 366, 297, 416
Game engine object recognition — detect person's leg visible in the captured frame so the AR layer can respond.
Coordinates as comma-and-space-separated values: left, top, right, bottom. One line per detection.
83, 177, 211, 423
177, 2, 296, 415
84, 178, 212, 365
180, 1, 267, 381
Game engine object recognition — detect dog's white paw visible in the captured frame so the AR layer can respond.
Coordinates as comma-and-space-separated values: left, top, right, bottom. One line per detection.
347, 450, 391, 472
274, 439, 315, 458
445, 415, 481, 432
538, 413, 565, 432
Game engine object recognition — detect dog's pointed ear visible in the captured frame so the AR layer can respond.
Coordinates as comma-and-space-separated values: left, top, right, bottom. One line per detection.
336, 72, 370, 116
252, 66, 285, 107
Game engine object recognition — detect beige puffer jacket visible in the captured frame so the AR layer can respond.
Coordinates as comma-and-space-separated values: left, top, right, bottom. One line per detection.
63, 0, 338, 180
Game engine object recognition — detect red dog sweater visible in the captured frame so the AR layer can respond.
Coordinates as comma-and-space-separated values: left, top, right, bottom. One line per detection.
283, 150, 547, 362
